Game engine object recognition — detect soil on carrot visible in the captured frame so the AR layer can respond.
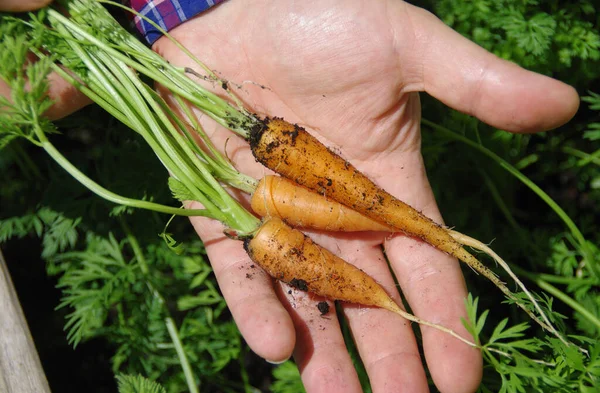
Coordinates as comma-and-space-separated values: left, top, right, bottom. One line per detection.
317, 301, 330, 315
282, 124, 300, 145
288, 247, 303, 258
289, 278, 308, 291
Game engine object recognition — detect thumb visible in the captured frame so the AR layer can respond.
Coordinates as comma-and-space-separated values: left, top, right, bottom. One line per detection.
394, 3, 579, 133
0, 0, 51, 12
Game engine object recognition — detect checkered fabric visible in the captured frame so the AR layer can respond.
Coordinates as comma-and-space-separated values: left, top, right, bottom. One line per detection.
130, 0, 224, 44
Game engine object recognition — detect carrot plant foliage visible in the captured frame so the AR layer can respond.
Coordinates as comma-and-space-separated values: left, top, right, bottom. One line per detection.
1, 0, 600, 392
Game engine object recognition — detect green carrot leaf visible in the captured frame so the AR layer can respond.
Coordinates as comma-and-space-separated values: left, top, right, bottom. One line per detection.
116, 374, 167, 393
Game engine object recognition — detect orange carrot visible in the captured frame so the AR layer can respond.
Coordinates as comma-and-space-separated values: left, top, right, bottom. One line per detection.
251, 175, 390, 232
248, 117, 562, 342
244, 217, 478, 348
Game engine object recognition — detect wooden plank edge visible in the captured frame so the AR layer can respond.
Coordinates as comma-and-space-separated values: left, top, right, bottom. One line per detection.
0, 249, 52, 393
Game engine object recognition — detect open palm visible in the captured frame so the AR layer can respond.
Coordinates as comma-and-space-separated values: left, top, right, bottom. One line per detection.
154, 1, 578, 392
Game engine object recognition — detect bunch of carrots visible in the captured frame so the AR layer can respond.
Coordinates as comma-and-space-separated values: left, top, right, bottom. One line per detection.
0, 0, 572, 351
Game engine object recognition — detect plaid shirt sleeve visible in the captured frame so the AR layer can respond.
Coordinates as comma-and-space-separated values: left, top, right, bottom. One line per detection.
130, 0, 225, 45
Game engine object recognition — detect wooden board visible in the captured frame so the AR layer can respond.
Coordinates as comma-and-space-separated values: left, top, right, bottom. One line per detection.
0, 250, 52, 393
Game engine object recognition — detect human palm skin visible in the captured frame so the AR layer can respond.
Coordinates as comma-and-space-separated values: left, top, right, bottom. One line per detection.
153, 1, 579, 392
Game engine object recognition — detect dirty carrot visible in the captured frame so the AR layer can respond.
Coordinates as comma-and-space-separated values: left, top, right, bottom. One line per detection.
245, 217, 478, 349
248, 118, 564, 343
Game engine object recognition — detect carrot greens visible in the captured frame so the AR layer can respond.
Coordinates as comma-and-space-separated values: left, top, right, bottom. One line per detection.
1, 10, 260, 235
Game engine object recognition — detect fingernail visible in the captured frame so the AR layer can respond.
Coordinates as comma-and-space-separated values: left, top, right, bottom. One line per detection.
265, 357, 290, 365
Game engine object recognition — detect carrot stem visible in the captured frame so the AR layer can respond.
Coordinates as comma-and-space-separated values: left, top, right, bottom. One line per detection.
33, 123, 210, 217
122, 219, 201, 392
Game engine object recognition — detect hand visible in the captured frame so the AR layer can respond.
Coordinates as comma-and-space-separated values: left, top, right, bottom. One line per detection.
0, 0, 90, 119
154, 1, 578, 392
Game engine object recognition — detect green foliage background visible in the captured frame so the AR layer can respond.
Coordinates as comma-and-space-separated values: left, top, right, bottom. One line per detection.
1, 0, 599, 392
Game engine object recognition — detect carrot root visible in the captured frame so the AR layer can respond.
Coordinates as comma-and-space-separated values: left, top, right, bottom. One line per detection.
244, 217, 479, 349
449, 230, 571, 347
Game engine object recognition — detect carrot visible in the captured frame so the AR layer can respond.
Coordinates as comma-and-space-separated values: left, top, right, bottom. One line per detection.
249, 118, 469, 256
251, 175, 390, 232
244, 217, 478, 348
248, 117, 565, 344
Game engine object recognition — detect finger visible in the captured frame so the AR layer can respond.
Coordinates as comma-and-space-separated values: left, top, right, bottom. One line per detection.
379, 151, 482, 393
324, 233, 429, 393
44, 72, 91, 120
0, 0, 51, 12
393, 2, 579, 133
279, 285, 362, 393
188, 209, 296, 363
386, 237, 482, 393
